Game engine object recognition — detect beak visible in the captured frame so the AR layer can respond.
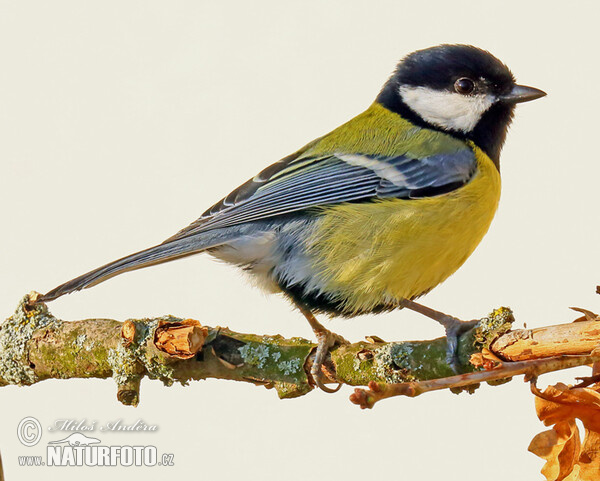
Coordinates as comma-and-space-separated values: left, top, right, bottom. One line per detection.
500, 84, 547, 104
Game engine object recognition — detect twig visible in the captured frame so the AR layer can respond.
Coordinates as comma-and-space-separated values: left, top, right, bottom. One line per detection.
349, 354, 599, 409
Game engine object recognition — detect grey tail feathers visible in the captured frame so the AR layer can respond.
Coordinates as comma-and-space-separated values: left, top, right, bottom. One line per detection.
39, 238, 212, 303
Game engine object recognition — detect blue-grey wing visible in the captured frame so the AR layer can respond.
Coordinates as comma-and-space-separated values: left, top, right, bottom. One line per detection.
165, 148, 477, 241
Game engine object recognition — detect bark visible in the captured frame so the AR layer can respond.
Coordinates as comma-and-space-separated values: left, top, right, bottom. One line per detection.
0, 293, 598, 408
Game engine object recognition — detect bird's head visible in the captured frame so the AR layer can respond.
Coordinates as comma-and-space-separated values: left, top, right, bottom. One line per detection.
376, 44, 546, 163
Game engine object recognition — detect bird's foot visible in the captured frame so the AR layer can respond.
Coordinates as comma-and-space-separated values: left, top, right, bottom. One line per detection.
440, 316, 480, 372
294, 301, 349, 393
400, 299, 479, 373
311, 328, 348, 393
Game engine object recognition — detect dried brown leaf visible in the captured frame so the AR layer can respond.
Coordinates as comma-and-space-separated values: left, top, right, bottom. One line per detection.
578, 430, 600, 480
530, 382, 600, 480
535, 383, 600, 432
469, 348, 503, 370
528, 420, 580, 481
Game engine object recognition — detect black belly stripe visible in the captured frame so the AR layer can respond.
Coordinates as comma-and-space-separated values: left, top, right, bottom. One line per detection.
279, 280, 401, 317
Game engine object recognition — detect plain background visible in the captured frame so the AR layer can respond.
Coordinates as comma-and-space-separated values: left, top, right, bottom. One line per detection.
1, 1, 599, 479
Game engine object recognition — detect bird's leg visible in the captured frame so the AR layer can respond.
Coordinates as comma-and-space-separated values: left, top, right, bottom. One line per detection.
401, 299, 479, 371
295, 302, 348, 393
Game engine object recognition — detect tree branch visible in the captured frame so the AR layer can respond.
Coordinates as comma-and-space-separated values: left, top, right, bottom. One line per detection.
1, 293, 598, 407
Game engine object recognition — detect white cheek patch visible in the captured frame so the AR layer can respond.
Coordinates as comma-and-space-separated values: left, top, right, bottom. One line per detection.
399, 85, 495, 133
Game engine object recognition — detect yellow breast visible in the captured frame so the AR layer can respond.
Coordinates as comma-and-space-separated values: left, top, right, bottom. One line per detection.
306, 144, 501, 314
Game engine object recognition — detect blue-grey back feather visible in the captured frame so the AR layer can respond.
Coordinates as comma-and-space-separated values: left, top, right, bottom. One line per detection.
167, 149, 476, 239
41, 148, 476, 301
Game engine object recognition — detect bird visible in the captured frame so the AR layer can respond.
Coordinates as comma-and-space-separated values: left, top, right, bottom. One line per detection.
39, 44, 546, 392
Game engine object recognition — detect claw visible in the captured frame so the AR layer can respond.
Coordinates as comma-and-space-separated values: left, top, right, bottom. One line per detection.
294, 301, 347, 393
311, 330, 345, 393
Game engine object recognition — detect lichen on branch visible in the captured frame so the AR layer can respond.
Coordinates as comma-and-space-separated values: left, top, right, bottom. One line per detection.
1, 293, 598, 408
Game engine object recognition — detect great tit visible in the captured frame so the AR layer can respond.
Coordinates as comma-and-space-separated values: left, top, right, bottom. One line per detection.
40, 44, 546, 392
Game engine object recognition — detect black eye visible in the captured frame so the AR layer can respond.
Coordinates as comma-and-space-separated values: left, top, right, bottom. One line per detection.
454, 77, 475, 95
